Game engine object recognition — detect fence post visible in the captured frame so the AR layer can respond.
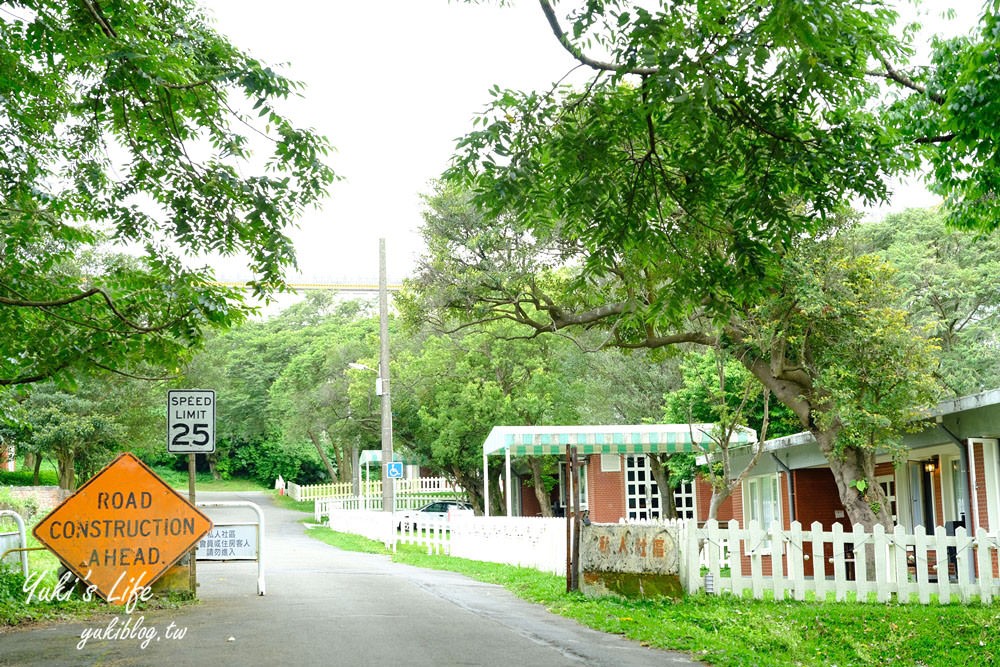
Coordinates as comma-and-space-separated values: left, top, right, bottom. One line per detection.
787, 521, 805, 601
934, 525, 951, 604
874, 524, 890, 603
831, 523, 848, 602
852, 523, 869, 601
893, 525, 911, 604
769, 520, 785, 601
955, 526, 974, 604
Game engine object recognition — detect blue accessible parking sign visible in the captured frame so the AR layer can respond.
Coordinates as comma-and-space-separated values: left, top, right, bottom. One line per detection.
386, 461, 404, 479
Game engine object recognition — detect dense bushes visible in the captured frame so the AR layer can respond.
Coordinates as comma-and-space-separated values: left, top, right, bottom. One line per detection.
227, 439, 327, 486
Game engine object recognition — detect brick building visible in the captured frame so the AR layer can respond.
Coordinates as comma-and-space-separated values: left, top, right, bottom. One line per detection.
481, 423, 753, 523
725, 389, 1000, 539
483, 390, 1000, 544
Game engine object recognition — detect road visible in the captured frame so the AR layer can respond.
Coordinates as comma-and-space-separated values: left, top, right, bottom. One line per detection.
0, 491, 701, 666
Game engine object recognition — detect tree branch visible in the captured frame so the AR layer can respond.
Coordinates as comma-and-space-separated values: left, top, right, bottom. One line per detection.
80, 0, 117, 39
866, 53, 945, 105
537, 0, 657, 76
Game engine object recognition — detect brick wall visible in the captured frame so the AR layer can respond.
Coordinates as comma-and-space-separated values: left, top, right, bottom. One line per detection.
694, 476, 737, 523
588, 455, 626, 523
791, 468, 846, 529
519, 478, 543, 516
2, 486, 70, 515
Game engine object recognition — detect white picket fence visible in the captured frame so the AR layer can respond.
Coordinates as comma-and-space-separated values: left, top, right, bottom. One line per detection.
686, 520, 1000, 604
322, 507, 1000, 604
286, 477, 462, 503
315, 495, 435, 522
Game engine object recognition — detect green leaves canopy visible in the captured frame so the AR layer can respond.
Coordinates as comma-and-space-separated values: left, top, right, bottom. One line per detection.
448, 0, 905, 324
0, 0, 335, 391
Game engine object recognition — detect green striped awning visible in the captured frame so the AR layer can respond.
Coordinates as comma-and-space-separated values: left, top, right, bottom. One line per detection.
482, 424, 756, 457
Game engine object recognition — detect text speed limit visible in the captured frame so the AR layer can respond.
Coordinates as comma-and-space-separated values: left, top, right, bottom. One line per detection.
167, 389, 216, 453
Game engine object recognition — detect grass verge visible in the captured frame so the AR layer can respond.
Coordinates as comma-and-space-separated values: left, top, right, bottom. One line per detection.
306, 528, 1000, 666
150, 467, 268, 493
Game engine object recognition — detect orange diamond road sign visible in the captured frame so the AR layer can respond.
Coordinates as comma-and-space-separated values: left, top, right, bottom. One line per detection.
33, 452, 212, 604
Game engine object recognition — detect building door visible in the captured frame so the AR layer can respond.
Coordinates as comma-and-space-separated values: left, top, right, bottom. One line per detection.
908, 461, 935, 529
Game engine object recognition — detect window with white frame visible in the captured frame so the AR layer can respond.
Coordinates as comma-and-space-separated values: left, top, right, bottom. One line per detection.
876, 474, 898, 525
744, 474, 781, 553
744, 474, 781, 529
674, 480, 697, 520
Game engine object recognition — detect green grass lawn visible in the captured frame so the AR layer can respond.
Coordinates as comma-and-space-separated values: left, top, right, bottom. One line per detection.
149, 467, 269, 493
304, 521, 1000, 666
0, 469, 59, 487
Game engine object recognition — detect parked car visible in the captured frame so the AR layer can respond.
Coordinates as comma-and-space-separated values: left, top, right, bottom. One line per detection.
397, 500, 473, 530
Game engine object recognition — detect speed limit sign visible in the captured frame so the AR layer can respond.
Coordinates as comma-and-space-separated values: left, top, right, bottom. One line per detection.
167, 389, 216, 453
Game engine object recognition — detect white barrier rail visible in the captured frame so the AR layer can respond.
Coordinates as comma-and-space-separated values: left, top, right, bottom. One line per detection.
197, 501, 266, 596
0, 510, 28, 578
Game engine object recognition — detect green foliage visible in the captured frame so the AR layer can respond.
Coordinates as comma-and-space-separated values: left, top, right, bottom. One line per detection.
447, 2, 906, 326
849, 207, 1000, 396
746, 241, 940, 460
0, 468, 59, 487
0, 487, 38, 523
888, 9, 1000, 233
0, 0, 334, 391
664, 350, 800, 441
228, 438, 326, 487
180, 294, 380, 484
395, 322, 586, 511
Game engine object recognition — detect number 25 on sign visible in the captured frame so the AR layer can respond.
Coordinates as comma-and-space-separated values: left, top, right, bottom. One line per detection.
167, 390, 216, 453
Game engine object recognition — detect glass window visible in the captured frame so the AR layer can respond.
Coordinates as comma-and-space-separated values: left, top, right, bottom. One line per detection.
744, 474, 782, 552
745, 476, 781, 527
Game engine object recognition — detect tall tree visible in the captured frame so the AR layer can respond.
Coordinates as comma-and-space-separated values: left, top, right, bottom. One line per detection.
0, 0, 334, 400
413, 1, 975, 530
270, 301, 379, 484
664, 349, 799, 519
850, 207, 1000, 396
394, 323, 584, 515
410, 189, 939, 531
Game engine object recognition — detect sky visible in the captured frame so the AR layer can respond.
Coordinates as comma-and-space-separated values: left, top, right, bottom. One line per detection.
203, 0, 983, 287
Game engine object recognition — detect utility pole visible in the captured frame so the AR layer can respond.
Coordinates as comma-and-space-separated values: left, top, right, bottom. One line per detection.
379, 238, 394, 513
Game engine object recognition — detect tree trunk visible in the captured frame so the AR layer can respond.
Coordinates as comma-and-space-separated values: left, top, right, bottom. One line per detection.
207, 454, 221, 480
307, 430, 338, 482
646, 454, 678, 519
453, 468, 483, 515
32, 454, 42, 485
708, 486, 729, 521
57, 449, 75, 491
332, 443, 345, 483
816, 430, 892, 532
488, 473, 505, 516
24, 452, 35, 475
527, 456, 553, 517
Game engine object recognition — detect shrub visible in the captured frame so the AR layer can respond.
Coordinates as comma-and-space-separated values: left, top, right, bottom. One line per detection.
0, 488, 39, 524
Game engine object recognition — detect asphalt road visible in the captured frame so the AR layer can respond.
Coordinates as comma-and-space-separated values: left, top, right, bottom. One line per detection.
0, 491, 702, 666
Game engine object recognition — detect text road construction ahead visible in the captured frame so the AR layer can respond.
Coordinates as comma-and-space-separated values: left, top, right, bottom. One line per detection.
33, 453, 212, 603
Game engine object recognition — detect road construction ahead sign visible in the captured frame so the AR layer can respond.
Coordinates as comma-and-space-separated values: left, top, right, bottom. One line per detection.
32, 453, 212, 604
167, 389, 216, 453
